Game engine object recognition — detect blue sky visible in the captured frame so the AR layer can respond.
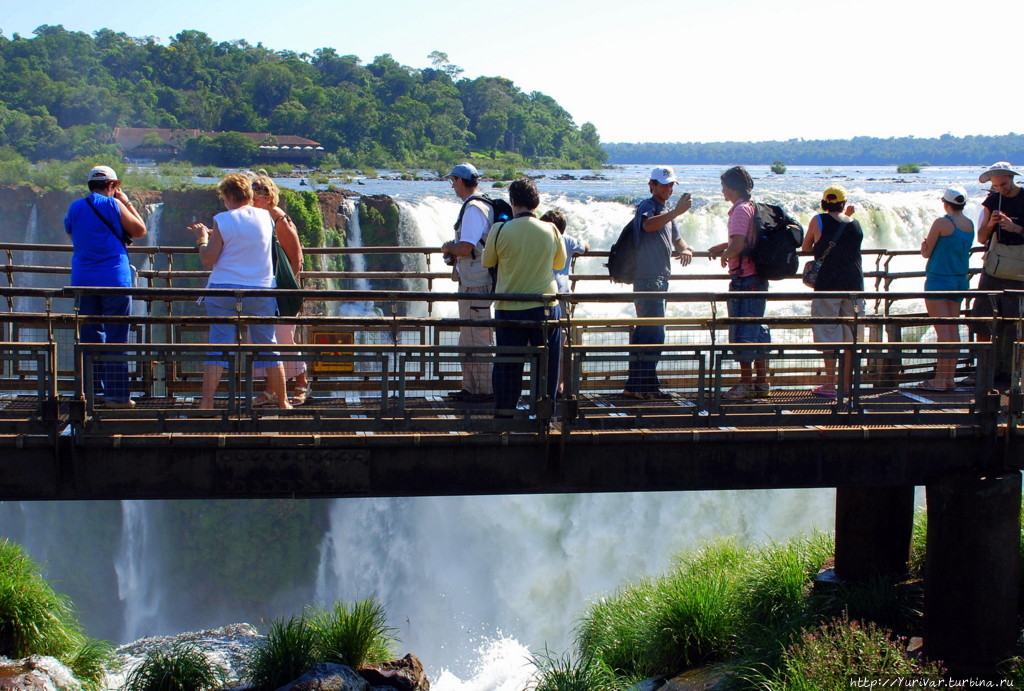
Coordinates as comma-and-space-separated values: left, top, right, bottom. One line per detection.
2, 0, 1018, 144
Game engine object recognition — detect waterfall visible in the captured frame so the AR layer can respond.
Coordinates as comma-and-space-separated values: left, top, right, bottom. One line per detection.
115, 501, 164, 641
131, 203, 164, 319
14, 205, 43, 314
338, 199, 375, 317
144, 203, 163, 249
314, 489, 835, 685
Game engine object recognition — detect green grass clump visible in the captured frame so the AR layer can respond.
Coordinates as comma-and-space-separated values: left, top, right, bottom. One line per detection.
307, 599, 397, 668
0, 539, 114, 690
572, 533, 847, 682
528, 648, 623, 691
758, 615, 943, 690
246, 599, 397, 690
246, 617, 319, 691
122, 641, 226, 691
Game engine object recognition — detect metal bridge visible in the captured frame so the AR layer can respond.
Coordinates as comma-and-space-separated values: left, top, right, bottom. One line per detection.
0, 241, 1018, 500
0, 241, 1021, 673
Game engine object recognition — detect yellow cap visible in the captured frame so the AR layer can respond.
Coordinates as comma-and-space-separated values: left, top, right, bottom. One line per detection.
823, 184, 847, 203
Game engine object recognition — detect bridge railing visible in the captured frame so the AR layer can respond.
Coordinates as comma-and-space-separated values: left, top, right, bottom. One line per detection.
0, 242, 988, 309
0, 284, 1017, 434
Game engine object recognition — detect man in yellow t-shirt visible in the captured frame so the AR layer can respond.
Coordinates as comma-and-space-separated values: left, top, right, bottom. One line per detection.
482, 178, 566, 416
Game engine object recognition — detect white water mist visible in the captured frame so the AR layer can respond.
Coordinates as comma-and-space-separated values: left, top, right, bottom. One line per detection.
115, 500, 164, 641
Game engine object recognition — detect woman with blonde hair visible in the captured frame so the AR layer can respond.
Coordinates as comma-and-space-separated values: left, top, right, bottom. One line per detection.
187, 173, 291, 410
251, 174, 311, 405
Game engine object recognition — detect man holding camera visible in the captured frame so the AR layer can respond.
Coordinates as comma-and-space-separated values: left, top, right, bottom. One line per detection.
441, 163, 494, 402
622, 166, 694, 399
973, 162, 1024, 383
64, 165, 147, 407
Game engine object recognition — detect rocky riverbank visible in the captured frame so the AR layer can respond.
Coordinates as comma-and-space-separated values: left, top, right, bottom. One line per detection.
2, 623, 432, 691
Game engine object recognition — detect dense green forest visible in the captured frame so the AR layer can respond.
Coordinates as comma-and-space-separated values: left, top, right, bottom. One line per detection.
0, 25, 607, 168
604, 134, 1024, 166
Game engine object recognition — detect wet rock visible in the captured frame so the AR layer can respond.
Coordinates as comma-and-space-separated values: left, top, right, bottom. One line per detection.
0, 655, 82, 691
662, 666, 731, 690
276, 662, 368, 690
105, 623, 261, 691
358, 654, 429, 690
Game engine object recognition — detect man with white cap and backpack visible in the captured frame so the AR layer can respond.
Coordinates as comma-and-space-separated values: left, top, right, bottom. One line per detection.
621, 166, 694, 399
972, 161, 1024, 384
441, 163, 495, 402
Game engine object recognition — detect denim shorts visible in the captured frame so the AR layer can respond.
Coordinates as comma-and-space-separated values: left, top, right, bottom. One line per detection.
205, 283, 281, 369
728, 274, 770, 343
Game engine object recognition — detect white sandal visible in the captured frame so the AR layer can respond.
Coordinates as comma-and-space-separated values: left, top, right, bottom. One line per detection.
291, 385, 310, 406
252, 391, 279, 407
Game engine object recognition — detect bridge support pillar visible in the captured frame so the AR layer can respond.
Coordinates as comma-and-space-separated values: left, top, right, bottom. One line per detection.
925, 470, 1020, 677
834, 485, 915, 581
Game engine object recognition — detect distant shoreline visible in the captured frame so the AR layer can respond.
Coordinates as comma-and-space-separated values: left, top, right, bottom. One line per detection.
602, 132, 1024, 167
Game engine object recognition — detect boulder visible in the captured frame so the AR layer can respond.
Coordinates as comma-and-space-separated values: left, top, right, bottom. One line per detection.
0, 655, 82, 691
661, 666, 731, 690
358, 654, 429, 690
276, 662, 369, 691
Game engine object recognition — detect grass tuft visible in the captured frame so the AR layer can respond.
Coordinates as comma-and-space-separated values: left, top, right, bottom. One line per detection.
757, 615, 943, 690
245, 617, 319, 691
246, 598, 397, 689
307, 598, 397, 669
122, 641, 226, 691
0, 539, 113, 690
527, 647, 623, 691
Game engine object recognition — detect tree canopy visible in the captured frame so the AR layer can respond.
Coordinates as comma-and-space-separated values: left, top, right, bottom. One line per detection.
0, 26, 607, 168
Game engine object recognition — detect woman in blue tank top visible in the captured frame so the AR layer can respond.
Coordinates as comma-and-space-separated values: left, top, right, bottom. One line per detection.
919, 186, 975, 391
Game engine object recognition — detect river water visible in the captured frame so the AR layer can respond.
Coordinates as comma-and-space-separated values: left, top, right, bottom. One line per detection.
0, 164, 994, 689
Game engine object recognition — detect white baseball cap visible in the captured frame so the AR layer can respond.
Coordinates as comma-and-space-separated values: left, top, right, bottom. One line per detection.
941, 186, 968, 205
87, 165, 119, 183
649, 167, 678, 185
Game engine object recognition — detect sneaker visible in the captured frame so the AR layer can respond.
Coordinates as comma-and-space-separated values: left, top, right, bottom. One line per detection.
448, 389, 472, 401
465, 392, 494, 403
646, 390, 673, 400
754, 383, 771, 393
722, 383, 755, 400
105, 399, 136, 409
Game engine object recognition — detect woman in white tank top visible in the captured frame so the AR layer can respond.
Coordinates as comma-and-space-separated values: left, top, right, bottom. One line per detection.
186, 173, 292, 410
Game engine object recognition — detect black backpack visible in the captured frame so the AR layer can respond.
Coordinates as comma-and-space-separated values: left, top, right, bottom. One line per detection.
453, 195, 513, 292
745, 202, 804, 280
453, 194, 513, 230
606, 220, 638, 284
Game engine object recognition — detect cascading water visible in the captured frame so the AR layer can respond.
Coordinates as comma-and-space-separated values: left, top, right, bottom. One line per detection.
315, 491, 836, 686
15, 204, 43, 314
114, 501, 164, 641
338, 199, 375, 317
144, 203, 163, 249
132, 203, 164, 318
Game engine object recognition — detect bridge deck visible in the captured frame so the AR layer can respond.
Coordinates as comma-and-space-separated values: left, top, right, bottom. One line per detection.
0, 247, 1017, 500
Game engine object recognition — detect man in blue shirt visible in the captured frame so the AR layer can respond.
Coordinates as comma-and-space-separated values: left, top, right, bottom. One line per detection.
64, 165, 147, 407
622, 167, 694, 399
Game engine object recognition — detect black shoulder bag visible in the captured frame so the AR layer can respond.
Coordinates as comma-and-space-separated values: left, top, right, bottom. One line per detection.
85, 196, 133, 246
